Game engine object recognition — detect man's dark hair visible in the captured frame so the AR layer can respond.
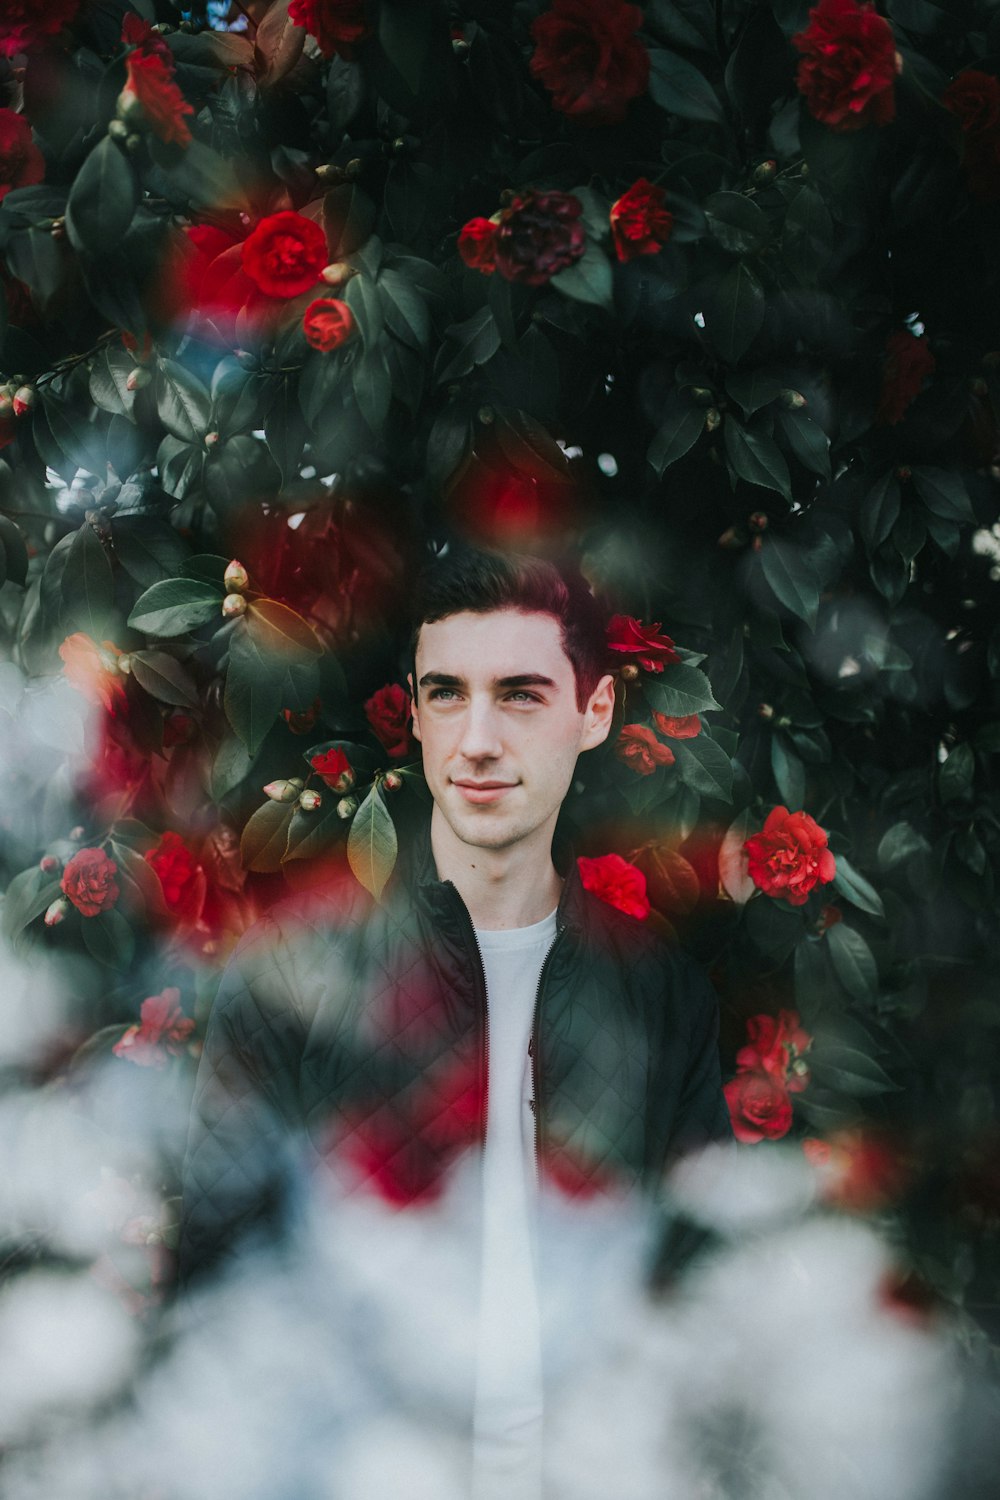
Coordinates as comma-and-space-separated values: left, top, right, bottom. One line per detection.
409, 545, 611, 712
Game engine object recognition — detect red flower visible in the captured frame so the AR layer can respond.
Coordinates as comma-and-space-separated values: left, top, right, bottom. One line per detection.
0, 0, 78, 58
724, 1067, 793, 1143
736, 1010, 813, 1093
529, 0, 649, 126
0, 110, 45, 203
121, 15, 163, 52
615, 723, 676, 775
605, 613, 679, 672
493, 189, 586, 286
61, 848, 120, 918
744, 806, 837, 907
58, 634, 127, 715
283, 698, 321, 735
653, 712, 701, 739
112, 988, 194, 1068
792, 0, 897, 132
610, 178, 673, 262
803, 1129, 908, 1211
875, 328, 935, 425
576, 852, 651, 920
457, 217, 498, 275
364, 683, 415, 760
288, 0, 370, 60
302, 297, 356, 352
122, 49, 195, 149
144, 831, 206, 924
310, 746, 355, 792
242, 211, 328, 299
942, 69, 1000, 137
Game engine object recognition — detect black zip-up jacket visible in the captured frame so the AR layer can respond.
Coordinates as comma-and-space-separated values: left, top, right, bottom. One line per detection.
179, 811, 733, 1282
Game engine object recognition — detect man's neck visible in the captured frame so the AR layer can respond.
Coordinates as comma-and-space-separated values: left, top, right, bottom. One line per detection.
429, 807, 563, 931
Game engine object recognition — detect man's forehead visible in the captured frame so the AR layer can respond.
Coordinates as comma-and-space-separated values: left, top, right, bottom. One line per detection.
414, 608, 570, 674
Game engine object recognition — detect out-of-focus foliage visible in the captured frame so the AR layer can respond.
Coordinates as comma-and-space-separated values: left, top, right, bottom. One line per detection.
0, 0, 998, 1370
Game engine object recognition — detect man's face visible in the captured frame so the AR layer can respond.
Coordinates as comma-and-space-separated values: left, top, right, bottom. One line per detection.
409, 608, 614, 855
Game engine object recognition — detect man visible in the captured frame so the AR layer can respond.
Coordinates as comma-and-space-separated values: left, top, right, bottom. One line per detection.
179, 544, 732, 1494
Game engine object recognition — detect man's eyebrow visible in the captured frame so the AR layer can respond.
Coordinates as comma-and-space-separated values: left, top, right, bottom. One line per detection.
417, 672, 560, 691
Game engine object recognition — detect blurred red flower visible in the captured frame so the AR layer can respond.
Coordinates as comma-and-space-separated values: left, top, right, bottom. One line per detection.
736, 1010, 812, 1093
59, 634, 127, 715
529, 0, 649, 126
0, 109, 45, 202
122, 49, 194, 149
112, 988, 194, 1068
365, 683, 415, 760
792, 0, 897, 132
288, 0, 370, 59
876, 329, 936, 425
493, 189, 586, 286
0, 0, 78, 58
605, 614, 679, 672
457, 217, 498, 274
144, 831, 206, 925
724, 1067, 793, 1143
576, 852, 651, 919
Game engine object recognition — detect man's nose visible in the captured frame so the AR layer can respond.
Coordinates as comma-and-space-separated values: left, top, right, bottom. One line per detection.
457, 697, 503, 761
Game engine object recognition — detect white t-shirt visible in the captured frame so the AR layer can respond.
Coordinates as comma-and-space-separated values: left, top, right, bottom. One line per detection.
471, 906, 559, 1500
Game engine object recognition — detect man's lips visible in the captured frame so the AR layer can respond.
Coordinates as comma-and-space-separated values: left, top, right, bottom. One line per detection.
451, 780, 517, 804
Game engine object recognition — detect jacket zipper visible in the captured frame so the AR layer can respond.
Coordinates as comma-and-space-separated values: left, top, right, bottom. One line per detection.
443, 880, 491, 1146
529, 922, 566, 1179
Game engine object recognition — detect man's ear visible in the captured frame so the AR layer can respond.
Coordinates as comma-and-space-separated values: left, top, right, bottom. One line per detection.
580, 673, 616, 752
407, 671, 421, 741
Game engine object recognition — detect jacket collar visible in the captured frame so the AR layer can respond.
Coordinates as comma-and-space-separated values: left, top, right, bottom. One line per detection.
400, 804, 588, 937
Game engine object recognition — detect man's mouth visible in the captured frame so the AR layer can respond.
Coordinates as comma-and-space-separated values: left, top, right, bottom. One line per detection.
451, 780, 517, 804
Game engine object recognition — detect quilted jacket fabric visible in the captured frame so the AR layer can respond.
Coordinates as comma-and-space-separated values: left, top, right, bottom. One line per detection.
179, 810, 733, 1282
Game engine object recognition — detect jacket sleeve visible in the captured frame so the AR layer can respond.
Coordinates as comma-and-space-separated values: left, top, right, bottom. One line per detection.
177, 914, 314, 1285
663, 951, 734, 1162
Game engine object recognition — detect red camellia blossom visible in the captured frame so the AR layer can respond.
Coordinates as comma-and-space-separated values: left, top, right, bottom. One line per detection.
493, 189, 586, 286
288, 0, 370, 59
457, 217, 498, 275
792, 0, 898, 132
365, 683, 415, 760
616, 723, 676, 775
724, 1067, 793, 1143
744, 805, 837, 907
58, 634, 127, 715
144, 831, 206, 924
310, 746, 355, 791
122, 14, 163, 51
943, 70, 1000, 201
605, 613, 679, 672
653, 712, 701, 739
530, 0, 649, 126
875, 328, 935, 425
577, 852, 651, 920
302, 297, 356, 352
122, 49, 195, 149
610, 179, 673, 262
0, 0, 78, 58
0, 110, 45, 203
736, 1010, 813, 1093
112, 988, 195, 1068
242, 211, 328, 299
61, 848, 120, 918
803, 1128, 909, 1212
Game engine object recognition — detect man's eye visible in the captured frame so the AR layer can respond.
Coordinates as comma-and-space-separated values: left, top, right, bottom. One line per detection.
507, 691, 539, 703
428, 688, 458, 701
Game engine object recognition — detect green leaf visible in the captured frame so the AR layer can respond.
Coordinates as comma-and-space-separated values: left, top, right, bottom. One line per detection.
347, 781, 398, 900
89, 345, 139, 418
643, 663, 721, 717
759, 536, 821, 628
703, 192, 770, 255
724, 417, 792, 498
163, 140, 250, 213
877, 820, 931, 869
156, 359, 212, 445
648, 399, 704, 475
42, 396, 107, 478
551, 242, 613, 311
776, 407, 831, 480
435, 306, 501, 384
128, 578, 223, 636
826, 923, 877, 999
113, 515, 189, 588
62, 523, 114, 635
255, 0, 304, 85
1, 867, 61, 946
910, 466, 975, 523
211, 733, 255, 802
65, 137, 138, 256
284, 798, 346, 863
704, 262, 765, 364
379, 268, 431, 350
938, 742, 974, 802
724, 370, 784, 416
109, 840, 167, 916
225, 619, 286, 755
246, 599, 323, 659
344, 269, 385, 347
0, 515, 29, 587
352, 347, 393, 433
648, 48, 724, 123
809, 1043, 896, 1096
832, 853, 885, 918
860, 470, 900, 553
128, 650, 199, 709
81, 909, 134, 972
157, 434, 205, 501
771, 734, 806, 808
240, 800, 296, 873
674, 735, 734, 801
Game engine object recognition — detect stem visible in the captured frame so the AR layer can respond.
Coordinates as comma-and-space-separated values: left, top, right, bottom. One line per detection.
34, 330, 120, 388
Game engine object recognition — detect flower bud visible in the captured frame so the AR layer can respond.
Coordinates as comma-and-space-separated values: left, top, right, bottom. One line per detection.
126, 367, 151, 391
690, 387, 714, 406
117, 653, 132, 674
620, 664, 640, 682
116, 86, 144, 128
748, 512, 768, 532
44, 897, 69, 927
477, 406, 495, 425
224, 559, 250, 593
780, 389, 807, 409
39, 855, 59, 873
383, 771, 403, 792
204, 430, 220, 448
69, 825, 85, 841
704, 407, 721, 432
221, 593, 247, 619
50, 218, 66, 240
753, 159, 777, 184
320, 261, 356, 287
345, 158, 362, 179
452, 37, 470, 56
751, 535, 762, 552
717, 526, 741, 549
263, 778, 305, 803
336, 795, 359, 820
758, 702, 775, 720
12, 386, 34, 417
108, 119, 129, 140
298, 789, 322, 812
